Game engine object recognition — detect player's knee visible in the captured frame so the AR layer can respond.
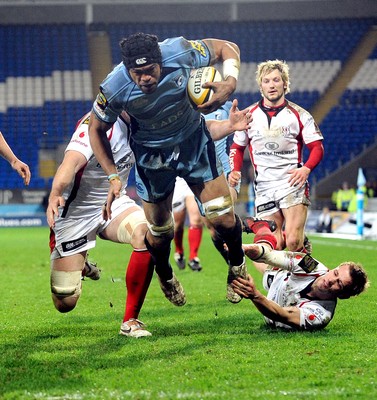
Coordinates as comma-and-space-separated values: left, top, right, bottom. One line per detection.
117, 210, 148, 246
50, 270, 82, 313
52, 293, 79, 313
285, 235, 302, 251
147, 213, 175, 240
203, 195, 233, 222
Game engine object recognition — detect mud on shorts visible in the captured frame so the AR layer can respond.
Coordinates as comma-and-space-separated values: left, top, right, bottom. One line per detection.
255, 181, 311, 218
50, 195, 140, 260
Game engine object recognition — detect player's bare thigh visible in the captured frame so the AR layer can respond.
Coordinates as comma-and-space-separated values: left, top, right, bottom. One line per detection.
51, 251, 87, 272
101, 205, 148, 248
190, 174, 230, 204
281, 204, 308, 250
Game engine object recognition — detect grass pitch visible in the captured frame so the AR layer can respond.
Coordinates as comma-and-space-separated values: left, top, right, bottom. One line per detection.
1, 227, 376, 399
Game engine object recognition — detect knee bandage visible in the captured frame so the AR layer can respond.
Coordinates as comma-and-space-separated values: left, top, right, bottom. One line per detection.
203, 195, 233, 220
147, 213, 174, 237
50, 270, 82, 298
117, 210, 147, 243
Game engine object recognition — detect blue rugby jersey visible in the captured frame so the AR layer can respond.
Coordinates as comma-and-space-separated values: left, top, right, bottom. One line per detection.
92, 37, 211, 148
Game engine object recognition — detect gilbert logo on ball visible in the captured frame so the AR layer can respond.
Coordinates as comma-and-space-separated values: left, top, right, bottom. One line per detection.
187, 66, 222, 108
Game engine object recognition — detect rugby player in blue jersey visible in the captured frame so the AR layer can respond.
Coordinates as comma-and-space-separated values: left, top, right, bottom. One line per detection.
88, 32, 248, 304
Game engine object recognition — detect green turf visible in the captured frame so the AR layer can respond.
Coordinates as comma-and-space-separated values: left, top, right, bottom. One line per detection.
1, 227, 376, 399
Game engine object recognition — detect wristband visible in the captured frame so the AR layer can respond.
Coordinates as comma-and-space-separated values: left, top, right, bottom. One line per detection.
223, 58, 240, 81
107, 173, 120, 182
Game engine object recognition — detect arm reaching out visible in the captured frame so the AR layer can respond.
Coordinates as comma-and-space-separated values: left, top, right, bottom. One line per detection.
232, 275, 301, 328
46, 150, 87, 228
0, 132, 31, 185
206, 99, 252, 140
88, 112, 121, 220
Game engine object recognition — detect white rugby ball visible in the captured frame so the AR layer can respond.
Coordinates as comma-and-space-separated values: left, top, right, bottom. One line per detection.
187, 66, 222, 108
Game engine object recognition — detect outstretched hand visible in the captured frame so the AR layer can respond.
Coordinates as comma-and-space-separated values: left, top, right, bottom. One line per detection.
46, 194, 65, 228
228, 99, 252, 132
102, 179, 122, 220
12, 159, 31, 186
231, 274, 259, 299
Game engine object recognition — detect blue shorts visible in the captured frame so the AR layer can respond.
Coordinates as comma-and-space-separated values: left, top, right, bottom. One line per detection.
132, 118, 223, 203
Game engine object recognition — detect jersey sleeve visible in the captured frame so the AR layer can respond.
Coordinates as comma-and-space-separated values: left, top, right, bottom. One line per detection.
303, 140, 324, 171
65, 113, 94, 161
92, 63, 132, 124
160, 37, 212, 69
299, 301, 334, 330
301, 111, 323, 145
229, 141, 246, 172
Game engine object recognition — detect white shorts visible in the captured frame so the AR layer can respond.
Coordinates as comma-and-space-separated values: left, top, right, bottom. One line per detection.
255, 181, 310, 218
172, 177, 194, 212
50, 195, 140, 260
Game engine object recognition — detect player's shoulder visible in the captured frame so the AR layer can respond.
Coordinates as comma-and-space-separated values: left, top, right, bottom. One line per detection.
161, 36, 210, 65
286, 100, 311, 117
101, 62, 133, 94
249, 101, 261, 113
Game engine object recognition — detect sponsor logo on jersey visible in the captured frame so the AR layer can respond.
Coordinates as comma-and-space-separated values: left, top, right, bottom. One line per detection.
298, 254, 319, 272
150, 109, 185, 130
189, 40, 207, 57
62, 236, 88, 252
136, 181, 144, 195
174, 75, 184, 87
116, 155, 134, 171
265, 142, 279, 150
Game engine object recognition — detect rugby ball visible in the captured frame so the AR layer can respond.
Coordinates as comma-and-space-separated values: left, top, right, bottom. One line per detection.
187, 66, 222, 108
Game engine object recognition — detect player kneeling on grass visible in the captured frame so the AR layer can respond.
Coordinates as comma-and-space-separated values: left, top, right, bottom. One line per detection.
47, 111, 186, 338
232, 218, 369, 330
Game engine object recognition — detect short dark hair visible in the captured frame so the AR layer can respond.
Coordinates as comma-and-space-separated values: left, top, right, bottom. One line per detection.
338, 262, 369, 299
120, 32, 162, 70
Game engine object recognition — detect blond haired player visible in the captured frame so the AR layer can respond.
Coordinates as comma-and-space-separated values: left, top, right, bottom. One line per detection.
229, 60, 324, 254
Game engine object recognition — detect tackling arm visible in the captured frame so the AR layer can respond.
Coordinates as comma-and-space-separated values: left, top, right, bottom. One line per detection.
206, 99, 251, 140
46, 150, 87, 228
88, 112, 121, 220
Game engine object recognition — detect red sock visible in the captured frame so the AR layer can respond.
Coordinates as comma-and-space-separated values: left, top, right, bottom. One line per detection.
174, 228, 184, 255
253, 226, 277, 250
188, 225, 202, 260
123, 249, 154, 322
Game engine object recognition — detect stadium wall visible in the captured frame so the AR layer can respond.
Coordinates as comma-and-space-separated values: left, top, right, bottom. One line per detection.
0, 0, 377, 25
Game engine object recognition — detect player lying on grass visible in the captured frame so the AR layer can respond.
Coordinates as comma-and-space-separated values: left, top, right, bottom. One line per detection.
232, 218, 369, 330
47, 111, 188, 339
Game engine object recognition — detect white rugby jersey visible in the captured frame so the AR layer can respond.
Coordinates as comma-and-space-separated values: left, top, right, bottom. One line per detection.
233, 100, 323, 186
264, 258, 336, 330
61, 112, 135, 219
